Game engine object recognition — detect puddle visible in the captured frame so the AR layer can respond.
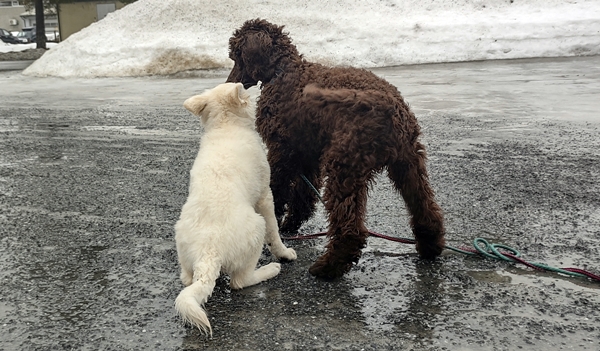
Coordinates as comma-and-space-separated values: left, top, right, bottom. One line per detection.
467, 270, 513, 283
465, 265, 600, 292
502, 270, 600, 291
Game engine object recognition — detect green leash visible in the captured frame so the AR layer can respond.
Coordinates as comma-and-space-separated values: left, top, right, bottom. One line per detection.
294, 174, 600, 282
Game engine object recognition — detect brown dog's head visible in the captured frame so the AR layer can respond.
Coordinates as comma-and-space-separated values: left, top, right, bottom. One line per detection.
226, 18, 300, 88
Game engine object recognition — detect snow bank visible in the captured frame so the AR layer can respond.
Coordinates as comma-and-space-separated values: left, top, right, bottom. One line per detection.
23, 0, 600, 78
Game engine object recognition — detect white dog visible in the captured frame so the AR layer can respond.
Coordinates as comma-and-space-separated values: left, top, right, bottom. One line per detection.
175, 83, 297, 335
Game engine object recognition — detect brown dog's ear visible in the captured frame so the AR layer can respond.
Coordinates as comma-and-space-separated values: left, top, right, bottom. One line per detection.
183, 94, 207, 116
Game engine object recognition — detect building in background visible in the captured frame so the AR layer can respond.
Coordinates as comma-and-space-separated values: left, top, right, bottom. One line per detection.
2, 1, 132, 43
1, 1, 59, 40
58, 1, 126, 41
20, 7, 59, 40
0, 0, 25, 32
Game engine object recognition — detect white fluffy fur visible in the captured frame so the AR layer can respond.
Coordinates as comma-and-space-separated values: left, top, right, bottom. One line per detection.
175, 83, 296, 336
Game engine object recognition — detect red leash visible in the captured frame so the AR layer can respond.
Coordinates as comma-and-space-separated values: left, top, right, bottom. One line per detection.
282, 231, 600, 283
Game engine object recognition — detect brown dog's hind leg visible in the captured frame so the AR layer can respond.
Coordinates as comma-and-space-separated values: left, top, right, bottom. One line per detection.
309, 164, 371, 279
387, 144, 445, 259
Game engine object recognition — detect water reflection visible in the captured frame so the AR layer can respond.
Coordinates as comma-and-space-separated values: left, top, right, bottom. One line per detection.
23, 245, 109, 326
394, 260, 445, 344
35, 122, 70, 164
350, 254, 446, 346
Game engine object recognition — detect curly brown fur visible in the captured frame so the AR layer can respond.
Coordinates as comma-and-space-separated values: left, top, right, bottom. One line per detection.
227, 19, 445, 279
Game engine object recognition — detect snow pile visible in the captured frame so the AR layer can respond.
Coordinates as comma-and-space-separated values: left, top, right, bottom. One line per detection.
23, 0, 600, 78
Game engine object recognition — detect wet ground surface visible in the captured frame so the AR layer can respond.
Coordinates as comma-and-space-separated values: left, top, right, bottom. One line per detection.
1, 56, 599, 350
0, 61, 33, 71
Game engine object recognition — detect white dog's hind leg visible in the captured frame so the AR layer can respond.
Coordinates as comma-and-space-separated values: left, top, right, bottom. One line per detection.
256, 190, 297, 261
175, 255, 221, 336
229, 212, 284, 289
180, 268, 193, 287
230, 262, 282, 290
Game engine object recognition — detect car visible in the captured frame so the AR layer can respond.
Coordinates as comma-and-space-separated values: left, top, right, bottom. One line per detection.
16, 27, 50, 43
16, 27, 37, 43
0, 28, 20, 44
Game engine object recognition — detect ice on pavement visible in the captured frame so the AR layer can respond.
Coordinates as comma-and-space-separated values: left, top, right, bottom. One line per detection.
19, 0, 600, 78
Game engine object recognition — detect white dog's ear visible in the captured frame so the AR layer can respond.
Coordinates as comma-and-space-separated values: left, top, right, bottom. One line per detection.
233, 83, 250, 107
183, 95, 207, 116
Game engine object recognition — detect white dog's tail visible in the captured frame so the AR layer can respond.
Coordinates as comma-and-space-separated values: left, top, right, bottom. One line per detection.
175, 256, 221, 336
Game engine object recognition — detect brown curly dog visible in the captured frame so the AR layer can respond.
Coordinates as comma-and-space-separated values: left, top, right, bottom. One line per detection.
226, 18, 445, 279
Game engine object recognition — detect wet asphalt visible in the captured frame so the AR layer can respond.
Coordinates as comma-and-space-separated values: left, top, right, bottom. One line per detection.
0, 61, 33, 71
1, 56, 599, 351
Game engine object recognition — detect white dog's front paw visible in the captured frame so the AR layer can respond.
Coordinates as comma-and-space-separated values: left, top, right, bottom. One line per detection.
279, 247, 297, 261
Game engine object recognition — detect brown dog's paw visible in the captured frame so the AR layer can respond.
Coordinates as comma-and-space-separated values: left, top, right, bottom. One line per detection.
308, 255, 351, 280
413, 224, 446, 260
415, 239, 445, 260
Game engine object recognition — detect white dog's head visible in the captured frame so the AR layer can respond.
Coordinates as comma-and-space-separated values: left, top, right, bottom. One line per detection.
184, 82, 253, 127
